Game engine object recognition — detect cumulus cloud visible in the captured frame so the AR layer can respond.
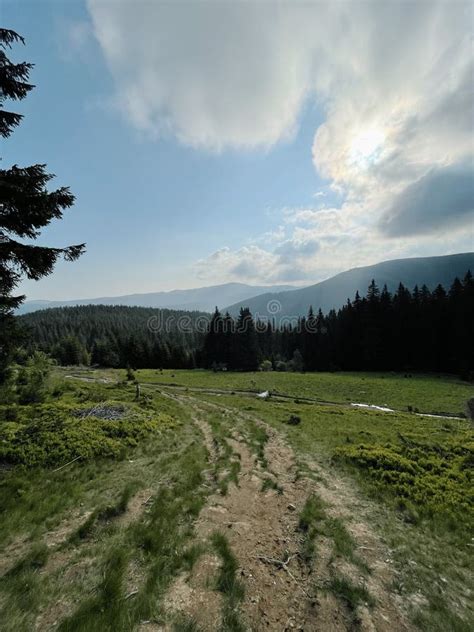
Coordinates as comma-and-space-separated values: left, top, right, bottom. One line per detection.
274, 238, 319, 262
195, 239, 318, 285
87, 0, 474, 278
195, 200, 474, 286
195, 246, 278, 284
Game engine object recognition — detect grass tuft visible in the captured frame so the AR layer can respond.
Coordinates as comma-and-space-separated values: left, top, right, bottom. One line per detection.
328, 575, 374, 612
71, 481, 140, 542
261, 477, 283, 494
211, 532, 245, 631
298, 494, 326, 563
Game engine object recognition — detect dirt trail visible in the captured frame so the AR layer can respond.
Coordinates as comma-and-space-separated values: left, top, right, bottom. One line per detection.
160, 392, 415, 632
162, 394, 314, 630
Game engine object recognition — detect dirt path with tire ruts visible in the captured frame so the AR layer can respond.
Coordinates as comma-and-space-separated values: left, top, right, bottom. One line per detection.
156, 390, 415, 632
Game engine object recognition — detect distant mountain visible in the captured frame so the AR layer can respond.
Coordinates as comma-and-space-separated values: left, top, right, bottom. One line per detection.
17, 282, 294, 315
224, 252, 474, 319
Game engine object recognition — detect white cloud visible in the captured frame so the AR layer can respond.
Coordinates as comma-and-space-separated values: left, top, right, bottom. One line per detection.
87, 1, 319, 150
87, 0, 474, 281
194, 198, 474, 286
195, 246, 279, 284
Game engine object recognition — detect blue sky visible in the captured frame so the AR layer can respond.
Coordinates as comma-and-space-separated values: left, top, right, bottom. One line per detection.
4, 1, 473, 300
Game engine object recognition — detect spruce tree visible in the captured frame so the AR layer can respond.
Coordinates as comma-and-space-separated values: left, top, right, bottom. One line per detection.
235, 307, 259, 371
203, 307, 223, 368
0, 28, 85, 381
303, 306, 317, 371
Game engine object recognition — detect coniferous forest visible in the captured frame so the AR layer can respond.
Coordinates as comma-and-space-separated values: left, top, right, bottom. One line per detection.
19, 305, 206, 369
20, 272, 474, 377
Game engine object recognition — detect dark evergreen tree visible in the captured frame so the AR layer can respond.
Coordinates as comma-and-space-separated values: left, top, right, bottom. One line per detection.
203, 308, 224, 368
234, 307, 259, 371
0, 28, 85, 382
303, 306, 317, 370
52, 335, 89, 366
363, 280, 383, 369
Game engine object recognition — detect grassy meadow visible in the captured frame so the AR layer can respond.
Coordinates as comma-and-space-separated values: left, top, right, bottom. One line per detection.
134, 368, 472, 416
0, 367, 472, 631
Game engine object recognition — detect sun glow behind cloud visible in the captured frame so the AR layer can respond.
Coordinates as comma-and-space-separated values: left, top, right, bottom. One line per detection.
349, 128, 386, 169
86, 0, 474, 286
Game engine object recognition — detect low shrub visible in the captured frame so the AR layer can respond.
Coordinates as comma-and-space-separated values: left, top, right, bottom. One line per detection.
0, 401, 171, 468
334, 436, 474, 527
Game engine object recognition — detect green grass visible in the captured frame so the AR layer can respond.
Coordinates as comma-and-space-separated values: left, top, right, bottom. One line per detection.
172, 617, 203, 632
0, 543, 50, 628
197, 394, 474, 528
0, 377, 212, 631
184, 388, 473, 632
50, 445, 209, 632
245, 421, 269, 468
324, 517, 369, 573
57, 548, 129, 632
298, 495, 368, 572
327, 576, 374, 612
2, 368, 473, 631
131, 368, 473, 416
204, 410, 241, 495
298, 494, 326, 563
70, 481, 140, 542
211, 532, 245, 632
0, 379, 183, 547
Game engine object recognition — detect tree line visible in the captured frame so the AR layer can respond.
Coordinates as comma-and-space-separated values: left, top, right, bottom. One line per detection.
203, 273, 474, 377
18, 273, 474, 378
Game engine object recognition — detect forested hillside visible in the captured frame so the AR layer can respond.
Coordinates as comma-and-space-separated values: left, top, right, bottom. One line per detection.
225, 252, 474, 319
18, 273, 473, 376
205, 273, 474, 376
19, 305, 208, 368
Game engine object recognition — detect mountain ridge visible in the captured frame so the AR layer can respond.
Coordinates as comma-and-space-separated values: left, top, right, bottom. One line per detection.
18, 253, 474, 319
223, 252, 474, 319
17, 282, 294, 315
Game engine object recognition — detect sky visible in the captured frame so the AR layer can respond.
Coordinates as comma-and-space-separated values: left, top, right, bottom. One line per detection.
3, 0, 474, 301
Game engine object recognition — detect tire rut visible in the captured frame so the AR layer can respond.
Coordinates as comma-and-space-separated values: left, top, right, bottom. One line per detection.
160, 391, 416, 632
162, 394, 314, 631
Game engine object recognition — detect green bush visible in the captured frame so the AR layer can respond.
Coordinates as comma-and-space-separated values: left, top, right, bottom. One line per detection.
0, 401, 171, 467
16, 352, 53, 404
334, 437, 474, 526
